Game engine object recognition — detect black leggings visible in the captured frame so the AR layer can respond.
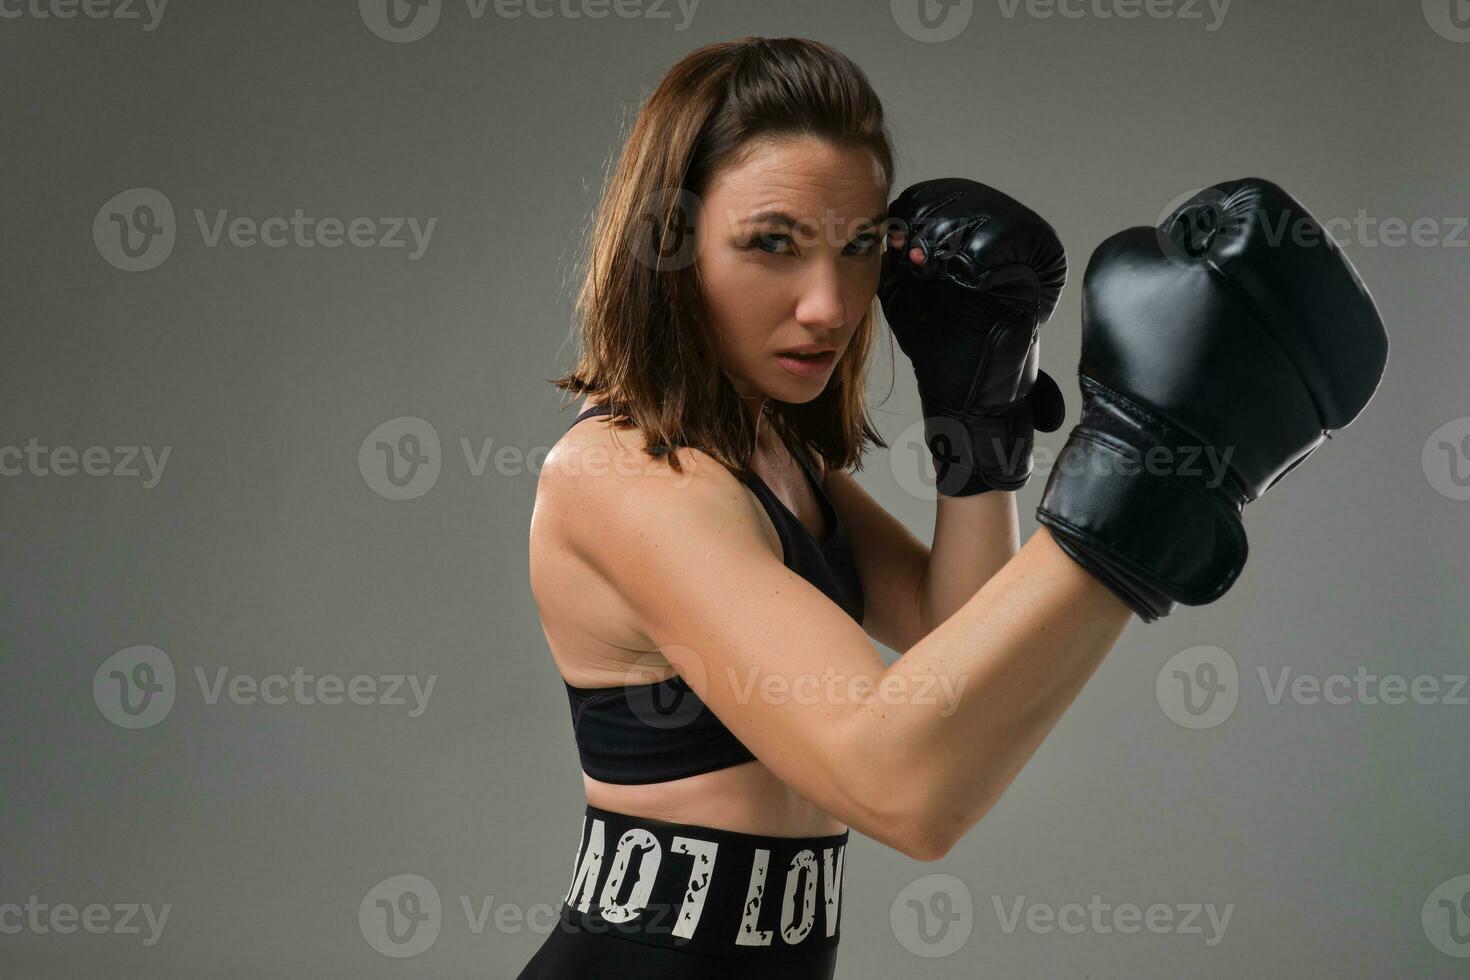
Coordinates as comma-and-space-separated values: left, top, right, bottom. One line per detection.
515, 805, 849, 979
516, 925, 840, 979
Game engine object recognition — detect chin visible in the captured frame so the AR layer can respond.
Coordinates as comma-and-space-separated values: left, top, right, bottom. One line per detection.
767, 373, 833, 405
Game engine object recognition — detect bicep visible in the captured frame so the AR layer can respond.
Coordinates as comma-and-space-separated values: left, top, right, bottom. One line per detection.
575, 448, 890, 827
822, 469, 930, 653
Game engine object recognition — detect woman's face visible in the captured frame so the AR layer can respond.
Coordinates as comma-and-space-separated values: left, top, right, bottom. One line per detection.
694, 136, 888, 406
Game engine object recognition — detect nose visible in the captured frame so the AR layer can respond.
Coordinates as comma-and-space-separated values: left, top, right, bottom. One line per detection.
793, 259, 847, 332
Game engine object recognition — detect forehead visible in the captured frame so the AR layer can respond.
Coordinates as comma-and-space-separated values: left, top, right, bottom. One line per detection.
704, 136, 887, 213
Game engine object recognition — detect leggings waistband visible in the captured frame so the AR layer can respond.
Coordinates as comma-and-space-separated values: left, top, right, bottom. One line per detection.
559, 805, 850, 959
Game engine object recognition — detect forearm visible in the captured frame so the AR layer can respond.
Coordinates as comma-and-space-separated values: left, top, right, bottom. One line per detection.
917, 490, 1019, 635
849, 527, 1132, 857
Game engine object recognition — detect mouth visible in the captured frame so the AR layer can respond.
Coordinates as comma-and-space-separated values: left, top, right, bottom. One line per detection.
775, 347, 837, 377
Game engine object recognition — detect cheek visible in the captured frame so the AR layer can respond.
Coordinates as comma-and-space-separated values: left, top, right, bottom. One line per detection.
844, 260, 882, 316
699, 252, 787, 339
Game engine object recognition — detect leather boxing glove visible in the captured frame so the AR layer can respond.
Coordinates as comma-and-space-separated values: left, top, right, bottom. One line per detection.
1036, 178, 1389, 621
880, 178, 1067, 495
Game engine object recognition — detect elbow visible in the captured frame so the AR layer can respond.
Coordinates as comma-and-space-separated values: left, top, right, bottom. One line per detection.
853, 807, 953, 862
903, 798, 971, 862
905, 786, 1007, 861
875, 806, 959, 862
829, 705, 993, 863
901, 824, 956, 863
844, 755, 965, 862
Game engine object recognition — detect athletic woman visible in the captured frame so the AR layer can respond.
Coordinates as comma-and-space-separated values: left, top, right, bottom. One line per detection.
519, 37, 1386, 979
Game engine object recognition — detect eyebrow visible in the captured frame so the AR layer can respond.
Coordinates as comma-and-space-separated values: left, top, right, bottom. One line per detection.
741, 210, 890, 234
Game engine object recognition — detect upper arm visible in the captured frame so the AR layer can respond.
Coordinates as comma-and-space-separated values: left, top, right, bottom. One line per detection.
821, 469, 931, 653
557, 441, 895, 834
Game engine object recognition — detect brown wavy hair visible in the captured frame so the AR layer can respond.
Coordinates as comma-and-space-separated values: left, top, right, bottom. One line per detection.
551, 36, 894, 479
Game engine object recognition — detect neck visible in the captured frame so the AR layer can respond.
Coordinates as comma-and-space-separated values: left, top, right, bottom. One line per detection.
738, 394, 767, 430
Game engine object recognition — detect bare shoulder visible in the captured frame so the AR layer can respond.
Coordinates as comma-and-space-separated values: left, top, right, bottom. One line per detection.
535, 410, 764, 558
530, 408, 776, 659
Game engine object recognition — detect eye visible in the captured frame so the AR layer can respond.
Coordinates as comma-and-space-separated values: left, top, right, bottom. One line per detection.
845, 233, 881, 257
749, 232, 793, 255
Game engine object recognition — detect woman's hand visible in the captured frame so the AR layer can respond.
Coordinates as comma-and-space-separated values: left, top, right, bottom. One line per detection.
879, 178, 1068, 495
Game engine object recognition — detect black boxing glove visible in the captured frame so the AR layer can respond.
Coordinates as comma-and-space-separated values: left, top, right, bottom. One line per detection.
1036, 178, 1390, 621
880, 178, 1067, 495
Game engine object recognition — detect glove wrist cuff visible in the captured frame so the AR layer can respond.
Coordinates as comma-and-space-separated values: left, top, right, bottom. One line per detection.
1035, 381, 1249, 619
918, 393, 1036, 496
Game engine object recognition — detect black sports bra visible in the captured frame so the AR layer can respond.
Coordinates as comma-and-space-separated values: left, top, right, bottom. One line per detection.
559, 402, 864, 784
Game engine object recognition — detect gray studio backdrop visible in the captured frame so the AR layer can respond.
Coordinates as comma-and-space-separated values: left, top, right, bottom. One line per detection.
3, 1, 1467, 977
